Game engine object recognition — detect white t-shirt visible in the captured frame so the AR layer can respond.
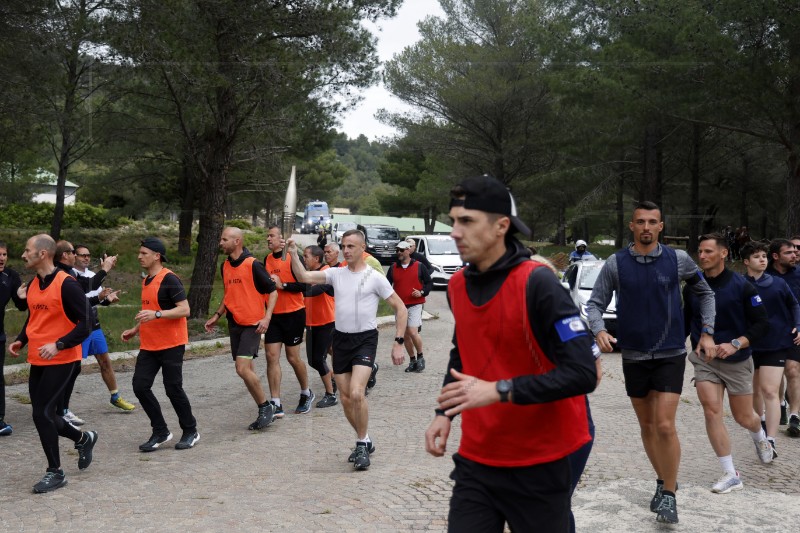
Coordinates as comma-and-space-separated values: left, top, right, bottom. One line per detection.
75, 268, 102, 298
325, 265, 394, 333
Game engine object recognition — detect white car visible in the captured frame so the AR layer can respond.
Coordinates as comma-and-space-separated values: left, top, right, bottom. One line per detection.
331, 221, 358, 243
561, 260, 617, 337
405, 234, 464, 286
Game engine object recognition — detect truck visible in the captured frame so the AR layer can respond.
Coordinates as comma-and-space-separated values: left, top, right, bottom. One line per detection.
301, 201, 331, 234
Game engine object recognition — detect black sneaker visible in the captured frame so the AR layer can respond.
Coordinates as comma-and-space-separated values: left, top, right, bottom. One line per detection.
249, 403, 276, 430
316, 393, 338, 408
405, 359, 418, 373
649, 482, 663, 512
761, 419, 767, 434
353, 442, 371, 470
295, 391, 316, 414
175, 431, 200, 450
769, 439, 778, 458
270, 401, 285, 419
75, 430, 98, 470
0, 419, 12, 436
33, 469, 67, 493
367, 363, 379, 389
655, 493, 678, 524
415, 357, 426, 372
788, 414, 800, 437
348, 441, 375, 462
139, 431, 173, 452
781, 403, 788, 425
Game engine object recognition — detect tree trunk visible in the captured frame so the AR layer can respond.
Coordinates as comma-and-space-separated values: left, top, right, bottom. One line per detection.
555, 204, 566, 246
740, 154, 750, 228
615, 159, 625, 248
688, 124, 701, 255
642, 123, 662, 206
788, 150, 800, 236
178, 154, 195, 256
424, 205, 435, 233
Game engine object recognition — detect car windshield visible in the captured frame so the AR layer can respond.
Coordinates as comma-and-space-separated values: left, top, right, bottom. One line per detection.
367, 227, 399, 240
427, 238, 459, 255
578, 264, 602, 290
337, 222, 356, 232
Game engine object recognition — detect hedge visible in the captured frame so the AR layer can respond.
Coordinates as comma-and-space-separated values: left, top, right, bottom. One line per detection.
0, 202, 121, 229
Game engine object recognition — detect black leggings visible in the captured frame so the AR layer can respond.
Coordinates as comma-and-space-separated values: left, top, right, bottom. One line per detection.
1, 341, 6, 419
29, 362, 83, 469
305, 323, 333, 377
132, 346, 196, 434
59, 362, 81, 413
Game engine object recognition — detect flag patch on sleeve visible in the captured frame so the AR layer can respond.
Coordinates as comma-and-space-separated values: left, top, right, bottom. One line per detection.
751, 295, 762, 306
555, 316, 588, 342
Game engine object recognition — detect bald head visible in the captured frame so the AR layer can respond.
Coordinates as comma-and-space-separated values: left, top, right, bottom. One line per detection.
34, 234, 56, 257
220, 226, 244, 256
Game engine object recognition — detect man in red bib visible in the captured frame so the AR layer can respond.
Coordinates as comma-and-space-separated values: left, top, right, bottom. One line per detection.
8, 234, 97, 493
424, 176, 597, 532
121, 237, 199, 452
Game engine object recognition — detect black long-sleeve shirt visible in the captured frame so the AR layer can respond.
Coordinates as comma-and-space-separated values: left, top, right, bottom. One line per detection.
1, 267, 27, 342
438, 239, 597, 417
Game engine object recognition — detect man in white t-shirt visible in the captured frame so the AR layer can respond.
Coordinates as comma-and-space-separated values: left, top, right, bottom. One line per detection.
288, 230, 408, 471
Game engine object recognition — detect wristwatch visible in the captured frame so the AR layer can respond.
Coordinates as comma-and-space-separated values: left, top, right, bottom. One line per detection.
496, 379, 513, 403
55, 341, 65, 351
395, 336, 404, 345
701, 325, 714, 335
731, 338, 742, 350
155, 311, 163, 319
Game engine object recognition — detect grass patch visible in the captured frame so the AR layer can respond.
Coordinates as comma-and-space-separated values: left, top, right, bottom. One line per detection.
11, 392, 31, 404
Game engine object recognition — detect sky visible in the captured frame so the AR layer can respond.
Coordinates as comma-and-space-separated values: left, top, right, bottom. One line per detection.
336, 0, 444, 141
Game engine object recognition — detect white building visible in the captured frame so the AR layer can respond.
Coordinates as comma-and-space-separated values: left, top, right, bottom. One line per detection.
32, 171, 79, 205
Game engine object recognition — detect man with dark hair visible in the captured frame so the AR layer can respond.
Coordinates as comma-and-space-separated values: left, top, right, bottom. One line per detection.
121, 237, 199, 452
263, 224, 312, 417
0, 241, 27, 436
8, 234, 97, 493
301, 245, 337, 407
425, 175, 596, 532
684, 233, 773, 494
587, 200, 716, 524
205, 227, 278, 430
287, 229, 408, 471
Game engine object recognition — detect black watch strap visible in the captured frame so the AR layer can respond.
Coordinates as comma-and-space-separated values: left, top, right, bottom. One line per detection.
395, 336, 404, 345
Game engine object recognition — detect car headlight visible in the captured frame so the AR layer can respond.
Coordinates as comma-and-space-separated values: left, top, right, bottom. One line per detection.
580, 303, 588, 318
432, 263, 444, 273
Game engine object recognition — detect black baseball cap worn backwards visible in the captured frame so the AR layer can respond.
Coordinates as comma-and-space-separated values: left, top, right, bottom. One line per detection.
141, 237, 168, 262
450, 175, 531, 237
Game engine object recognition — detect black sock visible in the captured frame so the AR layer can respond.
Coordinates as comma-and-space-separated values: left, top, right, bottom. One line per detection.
661, 490, 675, 498
258, 401, 270, 408
410, 356, 416, 361
417, 353, 424, 358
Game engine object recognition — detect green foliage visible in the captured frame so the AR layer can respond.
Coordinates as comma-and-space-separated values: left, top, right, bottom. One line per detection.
0, 202, 121, 229
226, 219, 253, 230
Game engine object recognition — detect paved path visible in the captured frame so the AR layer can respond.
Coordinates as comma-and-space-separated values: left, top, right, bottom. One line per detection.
2, 290, 799, 531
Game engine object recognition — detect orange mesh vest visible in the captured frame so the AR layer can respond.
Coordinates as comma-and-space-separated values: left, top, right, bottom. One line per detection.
448, 261, 590, 467
26, 270, 83, 366
264, 253, 304, 314
223, 257, 266, 325
139, 268, 188, 351
305, 265, 335, 326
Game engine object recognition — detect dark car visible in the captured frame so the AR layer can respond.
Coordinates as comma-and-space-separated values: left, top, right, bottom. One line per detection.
359, 224, 401, 264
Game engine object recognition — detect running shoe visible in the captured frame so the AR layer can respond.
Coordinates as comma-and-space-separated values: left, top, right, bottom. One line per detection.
139, 431, 173, 452
295, 391, 316, 414
761, 419, 767, 434
63, 409, 85, 426
769, 439, 778, 459
316, 393, 338, 408
711, 471, 743, 494
755, 438, 774, 464
415, 356, 426, 372
110, 396, 135, 412
367, 363, 379, 389
270, 401, 285, 419
0, 419, 12, 436
348, 441, 375, 462
75, 430, 98, 470
405, 359, 418, 373
352, 442, 371, 470
655, 493, 678, 524
175, 431, 200, 450
248, 403, 275, 430
649, 482, 663, 512
780, 403, 788, 425
33, 469, 67, 494
788, 414, 800, 437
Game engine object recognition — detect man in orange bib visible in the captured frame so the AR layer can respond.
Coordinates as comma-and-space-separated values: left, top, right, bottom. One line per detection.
302, 245, 337, 407
121, 237, 199, 452
205, 227, 278, 430
8, 234, 98, 493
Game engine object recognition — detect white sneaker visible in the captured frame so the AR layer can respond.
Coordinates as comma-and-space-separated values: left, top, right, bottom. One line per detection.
63, 410, 85, 426
711, 471, 743, 494
755, 438, 774, 464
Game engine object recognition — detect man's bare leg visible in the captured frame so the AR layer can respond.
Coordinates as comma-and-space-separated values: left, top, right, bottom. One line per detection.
631, 391, 681, 492
265, 342, 284, 399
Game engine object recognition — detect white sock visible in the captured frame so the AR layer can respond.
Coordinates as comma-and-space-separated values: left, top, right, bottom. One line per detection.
718, 455, 736, 475
750, 428, 767, 442
761, 413, 766, 422
301, 389, 310, 396
271, 398, 281, 407
358, 434, 371, 444
781, 400, 787, 407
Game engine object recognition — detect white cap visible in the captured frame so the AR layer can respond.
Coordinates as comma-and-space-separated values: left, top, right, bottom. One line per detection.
575, 240, 587, 249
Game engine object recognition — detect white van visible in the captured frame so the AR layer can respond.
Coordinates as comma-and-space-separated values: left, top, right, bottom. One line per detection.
405, 234, 464, 286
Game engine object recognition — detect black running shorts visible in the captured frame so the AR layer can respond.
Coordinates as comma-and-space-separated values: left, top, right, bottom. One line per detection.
264, 308, 306, 346
753, 348, 790, 369
229, 323, 261, 360
332, 329, 378, 375
622, 354, 686, 398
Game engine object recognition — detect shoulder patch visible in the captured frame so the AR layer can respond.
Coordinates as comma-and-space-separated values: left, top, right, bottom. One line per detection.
555, 316, 588, 342
751, 294, 762, 306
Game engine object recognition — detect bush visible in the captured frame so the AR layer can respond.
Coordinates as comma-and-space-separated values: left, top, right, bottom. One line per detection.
226, 218, 253, 230
0, 202, 121, 229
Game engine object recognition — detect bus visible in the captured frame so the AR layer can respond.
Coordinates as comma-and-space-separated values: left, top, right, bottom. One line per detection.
301, 201, 331, 234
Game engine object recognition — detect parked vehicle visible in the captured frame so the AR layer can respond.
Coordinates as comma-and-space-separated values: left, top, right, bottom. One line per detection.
301, 201, 331, 234
561, 260, 617, 337
332, 221, 358, 243
405, 234, 463, 286
359, 224, 401, 263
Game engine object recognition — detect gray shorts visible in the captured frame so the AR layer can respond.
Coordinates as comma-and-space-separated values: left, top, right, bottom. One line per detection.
688, 350, 753, 395
406, 304, 423, 328
230, 323, 261, 360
